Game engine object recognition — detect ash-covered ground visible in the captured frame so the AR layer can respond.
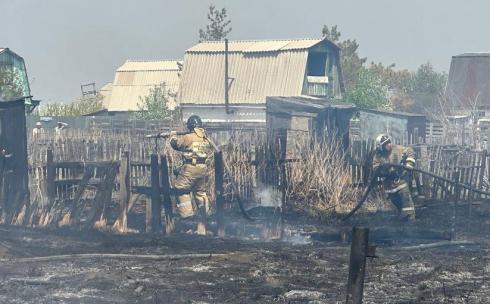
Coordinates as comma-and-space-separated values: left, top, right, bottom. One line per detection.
0, 203, 489, 304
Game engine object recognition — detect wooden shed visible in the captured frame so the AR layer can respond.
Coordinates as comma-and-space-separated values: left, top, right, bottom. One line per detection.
0, 98, 29, 223
266, 96, 356, 159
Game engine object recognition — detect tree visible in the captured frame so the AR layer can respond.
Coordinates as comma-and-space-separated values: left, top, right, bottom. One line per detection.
343, 67, 391, 110
368, 62, 414, 112
407, 62, 447, 116
0, 67, 24, 100
322, 25, 367, 90
39, 95, 104, 116
199, 4, 232, 41
136, 83, 176, 120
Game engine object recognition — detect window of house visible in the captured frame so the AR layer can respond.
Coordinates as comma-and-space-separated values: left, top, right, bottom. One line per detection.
306, 52, 327, 76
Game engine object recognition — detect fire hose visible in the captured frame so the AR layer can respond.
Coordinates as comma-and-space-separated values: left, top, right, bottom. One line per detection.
342, 163, 490, 221
146, 132, 254, 221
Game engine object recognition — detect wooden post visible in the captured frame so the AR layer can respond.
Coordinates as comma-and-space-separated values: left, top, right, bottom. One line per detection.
279, 161, 287, 239
477, 150, 487, 200
114, 151, 130, 233
451, 171, 461, 241
346, 227, 369, 304
147, 153, 162, 233
159, 155, 174, 235
46, 148, 55, 204
215, 151, 225, 237
0, 153, 6, 219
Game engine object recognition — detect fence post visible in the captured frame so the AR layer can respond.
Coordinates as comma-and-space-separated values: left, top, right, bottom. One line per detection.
159, 155, 174, 235
147, 153, 162, 233
478, 150, 487, 200
215, 151, 225, 237
46, 148, 55, 204
451, 171, 461, 241
346, 226, 369, 304
114, 151, 130, 233
279, 161, 287, 239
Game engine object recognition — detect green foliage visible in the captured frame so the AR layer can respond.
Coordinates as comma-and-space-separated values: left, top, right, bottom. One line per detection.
39, 95, 104, 116
321, 25, 447, 115
199, 4, 232, 41
407, 62, 447, 115
0, 66, 24, 100
136, 83, 176, 120
322, 25, 367, 91
343, 67, 391, 110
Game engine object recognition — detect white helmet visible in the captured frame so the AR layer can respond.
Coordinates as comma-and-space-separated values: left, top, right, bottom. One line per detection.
35, 122, 42, 127
375, 134, 391, 151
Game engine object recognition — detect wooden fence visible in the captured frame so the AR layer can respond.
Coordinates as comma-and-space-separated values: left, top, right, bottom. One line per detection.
348, 139, 490, 202
26, 128, 264, 232
23, 128, 490, 234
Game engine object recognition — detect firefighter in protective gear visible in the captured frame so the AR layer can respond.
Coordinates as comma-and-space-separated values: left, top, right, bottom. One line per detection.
372, 134, 416, 221
170, 115, 212, 224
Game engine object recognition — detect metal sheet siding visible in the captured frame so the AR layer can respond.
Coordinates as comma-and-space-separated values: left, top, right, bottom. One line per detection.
106, 60, 181, 111
180, 50, 308, 105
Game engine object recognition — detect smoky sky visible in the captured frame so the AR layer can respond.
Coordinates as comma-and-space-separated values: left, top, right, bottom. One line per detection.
1, 0, 489, 102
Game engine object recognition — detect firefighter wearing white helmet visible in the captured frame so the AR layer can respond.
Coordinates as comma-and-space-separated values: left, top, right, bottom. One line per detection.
169, 115, 211, 235
372, 134, 416, 220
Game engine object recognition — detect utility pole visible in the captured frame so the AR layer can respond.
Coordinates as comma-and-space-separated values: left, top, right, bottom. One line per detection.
224, 39, 232, 114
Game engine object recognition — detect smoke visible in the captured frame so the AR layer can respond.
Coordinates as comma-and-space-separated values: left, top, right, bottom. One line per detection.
254, 185, 281, 208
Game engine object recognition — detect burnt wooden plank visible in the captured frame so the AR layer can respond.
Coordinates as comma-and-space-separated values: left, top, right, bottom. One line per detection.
113, 151, 130, 233
159, 154, 174, 235
146, 154, 162, 233
83, 162, 118, 229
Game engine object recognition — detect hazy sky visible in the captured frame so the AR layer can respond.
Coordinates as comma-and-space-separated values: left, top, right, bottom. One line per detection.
2, 0, 489, 102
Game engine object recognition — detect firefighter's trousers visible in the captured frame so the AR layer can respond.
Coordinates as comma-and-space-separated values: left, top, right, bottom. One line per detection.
387, 183, 416, 220
173, 164, 209, 218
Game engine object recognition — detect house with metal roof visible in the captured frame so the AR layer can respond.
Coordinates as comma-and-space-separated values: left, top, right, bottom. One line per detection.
446, 53, 490, 111
104, 60, 182, 112
0, 48, 32, 105
178, 38, 344, 123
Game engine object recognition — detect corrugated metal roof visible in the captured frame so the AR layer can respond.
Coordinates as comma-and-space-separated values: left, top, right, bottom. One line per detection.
186, 38, 323, 53
117, 60, 181, 71
99, 82, 112, 109
179, 38, 342, 105
446, 54, 490, 109
454, 53, 490, 57
106, 60, 181, 111
179, 50, 308, 105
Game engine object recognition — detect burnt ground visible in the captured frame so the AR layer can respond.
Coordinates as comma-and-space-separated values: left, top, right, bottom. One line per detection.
0, 202, 490, 303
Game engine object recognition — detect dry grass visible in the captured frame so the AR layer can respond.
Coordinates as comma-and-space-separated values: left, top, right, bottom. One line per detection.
285, 135, 359, 220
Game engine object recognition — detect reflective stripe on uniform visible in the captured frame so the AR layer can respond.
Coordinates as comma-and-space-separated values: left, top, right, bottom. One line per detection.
401, 207, 415, 211
177, 199, 194, 218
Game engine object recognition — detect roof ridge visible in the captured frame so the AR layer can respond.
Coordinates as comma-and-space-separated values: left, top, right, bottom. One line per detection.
125, 59, 182, 62
197, 38, 321, 44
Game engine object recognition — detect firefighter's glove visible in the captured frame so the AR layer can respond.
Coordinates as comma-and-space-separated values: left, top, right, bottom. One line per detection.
403, 157, 416, 169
